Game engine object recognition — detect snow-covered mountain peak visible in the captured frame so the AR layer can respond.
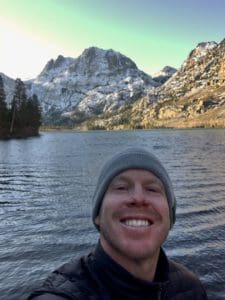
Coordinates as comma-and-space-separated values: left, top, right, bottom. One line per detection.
67, 47, 138, 76
153, 66, 177, 77
152, 66, 177, 84
185, 41, 217, 63
24, 46, 158, 118
179, 41, 217, 72
37, 55, 75, 80
196, 41, 217, 50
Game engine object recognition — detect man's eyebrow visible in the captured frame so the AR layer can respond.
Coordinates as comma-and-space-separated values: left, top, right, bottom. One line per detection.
110, 174, 129, 184
110, 174, 163, 186
145, 178, 165, 190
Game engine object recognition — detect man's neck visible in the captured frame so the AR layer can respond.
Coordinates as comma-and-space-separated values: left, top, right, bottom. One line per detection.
124, 254, 160, 281
100, 239, 160, 282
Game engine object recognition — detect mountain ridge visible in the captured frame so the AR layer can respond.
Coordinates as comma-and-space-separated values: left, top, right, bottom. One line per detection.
1, 40, 225, 129
26, 47, 158, 121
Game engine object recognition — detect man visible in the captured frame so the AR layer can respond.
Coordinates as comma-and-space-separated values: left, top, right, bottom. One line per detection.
28, 147, 208, 299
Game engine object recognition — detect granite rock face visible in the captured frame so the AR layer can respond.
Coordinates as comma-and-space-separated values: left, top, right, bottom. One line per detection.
1, 40, 225, 128
0, 73, 15, 104
150, 40, 225, 102
152, 66, 177, 85
26, 47, 158, 120
82, 40, 225, 129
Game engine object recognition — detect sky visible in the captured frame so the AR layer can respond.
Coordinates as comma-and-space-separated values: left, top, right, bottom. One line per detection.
1, 0, 225, 80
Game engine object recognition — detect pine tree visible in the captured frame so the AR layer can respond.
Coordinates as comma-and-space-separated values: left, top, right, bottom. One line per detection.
10, 78, 27, 133
26, 94, 42, 129
0, 75, 9, 132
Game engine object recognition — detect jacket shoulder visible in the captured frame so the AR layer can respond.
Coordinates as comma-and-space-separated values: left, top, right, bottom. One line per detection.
28, 294, 67, 300
28, 255, 97, 300
167, 259, 208, 299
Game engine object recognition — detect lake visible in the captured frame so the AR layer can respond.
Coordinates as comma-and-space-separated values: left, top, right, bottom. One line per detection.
0, 129, 225, 299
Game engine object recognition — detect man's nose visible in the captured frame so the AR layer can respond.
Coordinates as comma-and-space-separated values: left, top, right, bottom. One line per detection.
128, 185, 147, 206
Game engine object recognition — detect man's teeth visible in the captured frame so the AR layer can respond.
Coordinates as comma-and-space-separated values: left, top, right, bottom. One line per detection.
124, 219, 150, 227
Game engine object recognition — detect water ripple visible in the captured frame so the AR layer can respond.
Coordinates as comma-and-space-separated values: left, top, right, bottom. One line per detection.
1, 129, 225, 299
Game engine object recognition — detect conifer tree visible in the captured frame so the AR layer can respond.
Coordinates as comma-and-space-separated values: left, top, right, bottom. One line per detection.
26, 94, 42, 129
10, 78, 27, 133
0, 75, 8, 131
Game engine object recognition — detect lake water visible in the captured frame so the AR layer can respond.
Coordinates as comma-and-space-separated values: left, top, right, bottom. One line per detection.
0, 129, 225, 299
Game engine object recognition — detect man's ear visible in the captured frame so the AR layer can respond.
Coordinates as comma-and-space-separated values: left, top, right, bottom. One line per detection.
95, 215, 100, 225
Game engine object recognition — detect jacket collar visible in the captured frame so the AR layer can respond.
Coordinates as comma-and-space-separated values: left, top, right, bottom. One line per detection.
88, 241, 170, 298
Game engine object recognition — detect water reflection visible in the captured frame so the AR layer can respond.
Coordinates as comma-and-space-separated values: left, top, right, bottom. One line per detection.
0, 129, 225, 299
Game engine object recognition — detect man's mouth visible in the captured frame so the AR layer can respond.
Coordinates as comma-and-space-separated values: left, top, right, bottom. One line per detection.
122, 219, 152, 227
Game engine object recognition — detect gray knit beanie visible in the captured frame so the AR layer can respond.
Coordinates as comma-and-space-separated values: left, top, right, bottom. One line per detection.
92, 147, 176, 229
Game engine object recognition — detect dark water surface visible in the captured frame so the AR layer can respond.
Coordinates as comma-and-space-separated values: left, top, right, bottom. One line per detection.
0, 129, 225, 299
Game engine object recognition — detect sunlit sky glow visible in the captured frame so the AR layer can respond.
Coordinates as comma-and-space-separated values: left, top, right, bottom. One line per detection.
1, 0, 225, 80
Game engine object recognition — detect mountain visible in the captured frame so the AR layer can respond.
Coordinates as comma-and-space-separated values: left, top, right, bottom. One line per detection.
2, 40, 225, 129
152, 66, 177, 84
144, 39, 225, 127
0, 72, 15, 103
83, 40, 225, 129
26, 47, 158, 124
151, 41, 220, 101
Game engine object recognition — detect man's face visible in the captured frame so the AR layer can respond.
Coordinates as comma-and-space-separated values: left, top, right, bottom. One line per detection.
95, 169, 170, 264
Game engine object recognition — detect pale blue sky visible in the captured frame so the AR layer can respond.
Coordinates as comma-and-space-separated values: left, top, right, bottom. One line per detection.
0, 0, 225, 79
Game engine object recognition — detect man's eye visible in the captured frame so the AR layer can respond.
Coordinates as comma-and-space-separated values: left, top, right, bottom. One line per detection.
146, 186, 158, 192
116, 185, 127, 190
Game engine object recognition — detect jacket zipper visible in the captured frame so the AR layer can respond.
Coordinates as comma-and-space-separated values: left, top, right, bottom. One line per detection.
157, 287, 162, 300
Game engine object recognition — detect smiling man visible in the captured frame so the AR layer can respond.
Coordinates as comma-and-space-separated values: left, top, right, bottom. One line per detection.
28, 148, 208, 300
94, 168, 171, 283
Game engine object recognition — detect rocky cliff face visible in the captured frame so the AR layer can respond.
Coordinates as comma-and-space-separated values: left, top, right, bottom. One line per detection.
80, 40, 225, 129
151, 40, 225, 102
152, 66, 177, 85
1, 40, 225, 129
0, 73, 15, 104
143, 39, 225, 127
26, 47, 158, 122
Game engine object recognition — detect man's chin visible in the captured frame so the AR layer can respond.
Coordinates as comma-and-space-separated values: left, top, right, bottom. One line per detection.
119, 240, 160, 260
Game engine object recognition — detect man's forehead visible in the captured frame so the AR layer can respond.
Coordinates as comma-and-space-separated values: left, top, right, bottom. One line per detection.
111, 169, 162, 183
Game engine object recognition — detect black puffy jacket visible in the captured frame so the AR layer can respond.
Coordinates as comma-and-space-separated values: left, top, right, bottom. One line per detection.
28, 243, 208, 300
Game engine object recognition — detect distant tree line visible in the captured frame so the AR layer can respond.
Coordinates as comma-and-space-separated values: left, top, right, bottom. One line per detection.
0, 75, 42, 138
